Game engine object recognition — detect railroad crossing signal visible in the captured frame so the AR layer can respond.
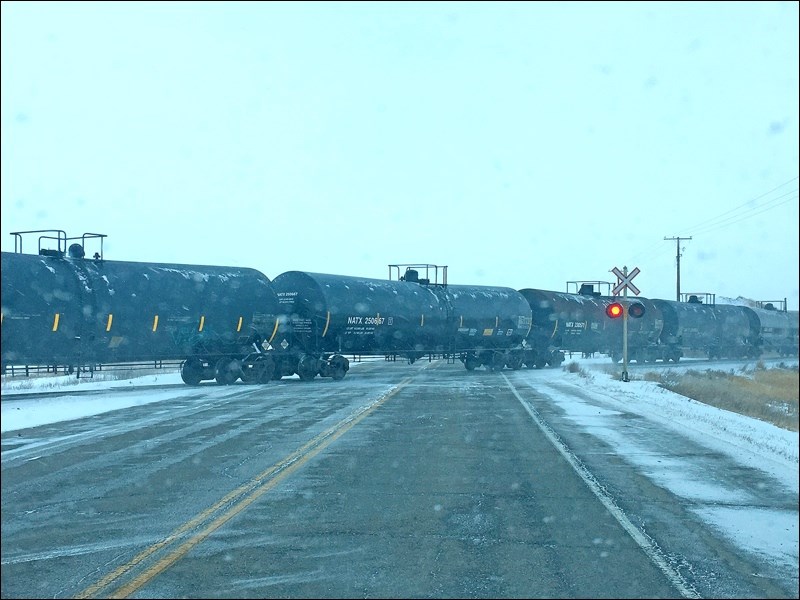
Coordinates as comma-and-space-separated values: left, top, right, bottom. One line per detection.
609, 266, 642, 383
628, 302, 646, 318
612, 266, 640, 296
605, 301, 645, 319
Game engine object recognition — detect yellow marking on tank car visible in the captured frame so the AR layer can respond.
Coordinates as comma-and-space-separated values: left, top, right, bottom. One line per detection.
106, 314, 113, 332
322, 311, 331, 337
152, 315, 159, 332
198, 316, 205, 332
483, 328, 494, 336
236, 316, 243, 332
267, 318, 279, 344
52, 313, 60, 331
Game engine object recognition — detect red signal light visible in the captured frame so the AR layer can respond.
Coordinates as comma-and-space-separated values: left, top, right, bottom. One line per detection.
628, 302, 646, 319
606, 302, 624, 319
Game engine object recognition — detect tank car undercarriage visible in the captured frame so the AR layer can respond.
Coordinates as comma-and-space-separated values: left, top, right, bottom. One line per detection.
180, 351, 350, 385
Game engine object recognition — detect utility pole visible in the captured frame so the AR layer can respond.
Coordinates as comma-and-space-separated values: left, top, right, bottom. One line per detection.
664, 236, 691, 301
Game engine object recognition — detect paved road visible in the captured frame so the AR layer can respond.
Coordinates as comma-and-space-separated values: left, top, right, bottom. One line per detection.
1, 360, 796, 598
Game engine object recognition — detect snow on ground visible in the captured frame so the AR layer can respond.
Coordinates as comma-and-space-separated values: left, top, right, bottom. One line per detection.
2, 355, 796, 474
0, 358, 384, 432
1, 369, 189, 432
528, 356, 799, 580
559, 356, 799, 472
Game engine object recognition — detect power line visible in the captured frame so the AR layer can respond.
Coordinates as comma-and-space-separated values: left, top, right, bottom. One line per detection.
638, 177, 798, 265
619, 177, 798, 297
641, 177, 799, 300
687, 192, 797, 236
682, 176, 798, 236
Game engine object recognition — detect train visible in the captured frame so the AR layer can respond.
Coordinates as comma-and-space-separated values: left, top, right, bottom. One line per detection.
525, 287, 799, 365
2, 230, 798, 385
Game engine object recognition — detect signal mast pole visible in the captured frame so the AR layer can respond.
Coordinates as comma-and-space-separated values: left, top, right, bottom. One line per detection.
621, 266, 629, 383
664, 236, 691, 301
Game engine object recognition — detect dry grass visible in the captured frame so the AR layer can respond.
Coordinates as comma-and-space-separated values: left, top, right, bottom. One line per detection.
564, 360, 799, 432
654, 365, 799, 432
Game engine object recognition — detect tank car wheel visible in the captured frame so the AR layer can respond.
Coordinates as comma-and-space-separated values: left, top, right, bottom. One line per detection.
297, 355, 318, 381
239, 359, 258, 383
257, 355, 277, 383
506, 352, 523, 370
329, 354, 350, 381
522, 350, 536, 369
181, 357, 204, 386
547, 351, 565, 367
667, 348, 681, 362
534, 356, 547, 369
272, 358, 287, 380
489, 351, 506, 371
463, 353, 480, 371
215, 358, 241, 385
241, 355, 275, 384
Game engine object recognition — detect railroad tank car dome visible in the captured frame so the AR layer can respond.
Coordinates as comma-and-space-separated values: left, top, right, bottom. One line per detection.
578, 283, 601, 297
68, 243, 85, 258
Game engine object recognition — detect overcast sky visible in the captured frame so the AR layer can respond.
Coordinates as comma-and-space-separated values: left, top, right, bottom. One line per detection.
2, 1, 798, 308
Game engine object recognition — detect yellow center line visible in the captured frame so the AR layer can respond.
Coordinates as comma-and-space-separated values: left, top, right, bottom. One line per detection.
76, 377, 414, 599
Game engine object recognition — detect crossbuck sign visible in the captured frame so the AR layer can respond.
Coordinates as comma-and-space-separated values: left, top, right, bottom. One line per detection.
611, 266, 641, 296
